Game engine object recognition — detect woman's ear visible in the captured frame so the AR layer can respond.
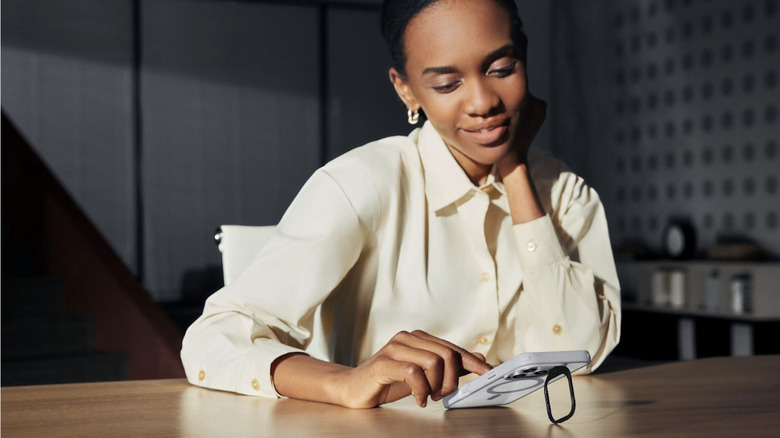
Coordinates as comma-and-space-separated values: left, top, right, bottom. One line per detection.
388, 68, 419, 111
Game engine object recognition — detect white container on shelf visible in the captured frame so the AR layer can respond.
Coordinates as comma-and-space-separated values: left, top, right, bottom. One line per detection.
652, 269, 670, 306
669, 270, 687, 309
651, 268, 688, 309
730, 274, 752, 314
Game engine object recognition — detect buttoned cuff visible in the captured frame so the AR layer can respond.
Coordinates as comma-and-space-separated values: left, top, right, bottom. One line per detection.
184, 338, 306, 398
245, 338, 308, 397
512, 215, 567, 274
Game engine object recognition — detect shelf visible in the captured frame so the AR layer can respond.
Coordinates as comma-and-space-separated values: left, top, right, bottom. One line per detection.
622, 302, 780, 323
617, 260, 780, 320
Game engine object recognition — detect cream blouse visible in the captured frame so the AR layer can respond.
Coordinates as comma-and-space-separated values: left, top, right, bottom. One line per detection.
181, 121, 621, 397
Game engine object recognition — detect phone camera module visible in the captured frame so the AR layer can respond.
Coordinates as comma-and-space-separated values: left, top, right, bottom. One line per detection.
508, 371, 527, 379
508, 366, 543, 379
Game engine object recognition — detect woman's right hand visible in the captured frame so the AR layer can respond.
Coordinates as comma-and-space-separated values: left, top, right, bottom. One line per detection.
271, 330, 492, 408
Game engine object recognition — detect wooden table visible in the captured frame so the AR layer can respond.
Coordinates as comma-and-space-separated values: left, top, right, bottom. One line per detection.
3, 355, 779, 437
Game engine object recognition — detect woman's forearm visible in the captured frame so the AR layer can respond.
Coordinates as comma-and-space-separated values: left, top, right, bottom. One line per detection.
272, 353, 352, 406
500, 162, 545, 225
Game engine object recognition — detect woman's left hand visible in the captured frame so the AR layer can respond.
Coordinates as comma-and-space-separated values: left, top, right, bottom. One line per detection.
497, 94, 547, 175
496, 94, 547, 224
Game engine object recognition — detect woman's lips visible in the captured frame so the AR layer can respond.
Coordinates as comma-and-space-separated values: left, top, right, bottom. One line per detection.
461, 123, 509, 145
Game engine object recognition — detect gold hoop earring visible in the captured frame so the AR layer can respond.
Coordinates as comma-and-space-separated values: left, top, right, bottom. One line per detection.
407, 108, 420, 125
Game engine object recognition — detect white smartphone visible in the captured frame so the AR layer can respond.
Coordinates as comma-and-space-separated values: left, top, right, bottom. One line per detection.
442, 350, 590, 409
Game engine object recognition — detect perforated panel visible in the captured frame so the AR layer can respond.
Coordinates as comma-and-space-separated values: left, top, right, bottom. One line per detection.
608, 0, 780, 254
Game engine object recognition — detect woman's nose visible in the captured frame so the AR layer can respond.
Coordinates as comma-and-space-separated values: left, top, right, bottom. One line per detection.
464, 80, 500, 117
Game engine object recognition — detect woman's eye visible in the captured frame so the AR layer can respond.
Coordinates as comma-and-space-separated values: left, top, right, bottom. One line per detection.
432, 82, 460, 93
489, 61, 517, 77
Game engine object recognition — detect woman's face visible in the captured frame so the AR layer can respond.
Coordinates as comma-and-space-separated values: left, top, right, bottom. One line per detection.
390, 0, 528, 184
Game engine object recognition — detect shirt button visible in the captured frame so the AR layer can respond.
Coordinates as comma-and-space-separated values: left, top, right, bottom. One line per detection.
480, 271, 492, 282
552, 324, 563, 335
478, 336, 490, 345
251, 378, 260, 391
527, 241, 537, 252
198, 370, 206, 382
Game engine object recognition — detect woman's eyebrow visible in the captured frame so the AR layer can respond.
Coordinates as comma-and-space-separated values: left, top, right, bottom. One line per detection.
421, 43, 517, 76
422, 65, 457, 76
483, 44, 516, 64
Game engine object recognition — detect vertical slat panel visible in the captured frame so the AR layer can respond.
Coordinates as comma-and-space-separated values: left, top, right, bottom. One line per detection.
326, 7, 409, 160
1, 0, 137, 273
141, 0, 321, 300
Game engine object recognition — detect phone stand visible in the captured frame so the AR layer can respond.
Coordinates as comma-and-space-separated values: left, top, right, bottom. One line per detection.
543, 366, 576, 424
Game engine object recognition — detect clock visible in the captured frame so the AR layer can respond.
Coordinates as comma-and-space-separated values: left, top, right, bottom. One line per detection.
662, 219, 696, 259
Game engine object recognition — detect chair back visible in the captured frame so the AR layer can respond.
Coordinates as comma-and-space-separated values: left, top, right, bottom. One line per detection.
215, 225, 276, 286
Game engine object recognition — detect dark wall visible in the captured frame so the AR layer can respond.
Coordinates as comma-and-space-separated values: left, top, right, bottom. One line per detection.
139, 1, 324, 300
2, 0, 138, 274
2, 0, 555, 301
551, 0, 780, 256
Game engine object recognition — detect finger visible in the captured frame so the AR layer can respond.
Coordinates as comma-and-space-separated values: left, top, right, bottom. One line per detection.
462, 352, 490, 376
526, 93, 546, 111
384, 381, 413, 402
462, 351, 493, 375
405, 332, 464, 398
383, 336, 447, 401
409, 330, 492, 376
529, 97, 547, 130
518, 95, 546, 144
391, 331, 468, 399
373, 356, 432, 407
403, 331, 492, 397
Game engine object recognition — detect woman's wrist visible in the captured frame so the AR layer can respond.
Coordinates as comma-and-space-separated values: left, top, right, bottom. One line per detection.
272, 353, 352, 406
500, 162, 545, 224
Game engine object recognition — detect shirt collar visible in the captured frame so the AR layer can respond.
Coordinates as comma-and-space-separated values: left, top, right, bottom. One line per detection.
416, 121, 505, 213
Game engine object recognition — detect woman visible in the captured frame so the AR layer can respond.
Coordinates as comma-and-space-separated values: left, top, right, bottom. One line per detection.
181, 0, 620, 409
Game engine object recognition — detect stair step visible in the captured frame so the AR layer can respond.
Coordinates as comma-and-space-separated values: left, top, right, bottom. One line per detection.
1, 276, 64, 316
1, 242, 36, 276
1, 314, 95, 359
1, 352, 128, 386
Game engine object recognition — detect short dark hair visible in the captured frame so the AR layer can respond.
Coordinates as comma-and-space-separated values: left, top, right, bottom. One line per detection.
381, 0, 528, 79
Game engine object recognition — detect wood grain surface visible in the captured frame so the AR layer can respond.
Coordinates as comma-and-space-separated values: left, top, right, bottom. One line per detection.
2, 355, 779, 437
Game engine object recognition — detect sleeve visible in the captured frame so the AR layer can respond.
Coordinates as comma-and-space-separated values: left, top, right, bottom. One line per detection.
180, 169, 369, 397
512, 169, 621, 372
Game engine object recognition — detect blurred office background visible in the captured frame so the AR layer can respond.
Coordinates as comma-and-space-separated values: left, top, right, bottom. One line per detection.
2, 0, 779, 385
